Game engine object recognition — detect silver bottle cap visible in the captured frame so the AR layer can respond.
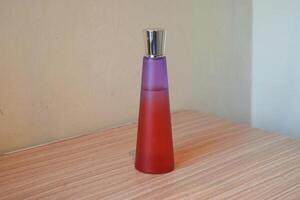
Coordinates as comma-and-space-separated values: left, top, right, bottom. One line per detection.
144, 28, 166, 58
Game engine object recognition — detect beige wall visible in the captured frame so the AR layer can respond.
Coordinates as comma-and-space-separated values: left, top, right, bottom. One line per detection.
252, 0, 300, 138
192, 0, 252, 124
0, 0, 252, 153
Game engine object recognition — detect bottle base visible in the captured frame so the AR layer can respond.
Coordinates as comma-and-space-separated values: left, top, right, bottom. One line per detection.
135, 165, 174, 174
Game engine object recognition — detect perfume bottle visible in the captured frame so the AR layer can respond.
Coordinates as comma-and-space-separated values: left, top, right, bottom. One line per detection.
135, 28, 174, 174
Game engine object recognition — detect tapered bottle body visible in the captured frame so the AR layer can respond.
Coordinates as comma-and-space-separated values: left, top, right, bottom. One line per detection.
135, 56, 174, 174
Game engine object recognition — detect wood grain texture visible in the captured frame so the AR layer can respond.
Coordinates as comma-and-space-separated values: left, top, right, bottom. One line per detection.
0, 111, 299, 200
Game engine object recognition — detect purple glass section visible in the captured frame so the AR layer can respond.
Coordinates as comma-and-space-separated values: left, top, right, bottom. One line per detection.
141, 57, 168, 90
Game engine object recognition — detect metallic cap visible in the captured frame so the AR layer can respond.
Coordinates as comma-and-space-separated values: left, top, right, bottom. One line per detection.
144, 28, 166, 58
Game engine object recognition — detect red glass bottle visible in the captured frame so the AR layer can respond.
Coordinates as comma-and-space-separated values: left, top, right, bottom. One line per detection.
135, 29, 174, 174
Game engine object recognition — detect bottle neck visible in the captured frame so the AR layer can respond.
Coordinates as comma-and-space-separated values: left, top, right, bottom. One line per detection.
141, 56, 168, 90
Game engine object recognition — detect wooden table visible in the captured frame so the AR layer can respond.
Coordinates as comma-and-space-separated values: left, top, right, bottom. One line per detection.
0, 111, 299, 200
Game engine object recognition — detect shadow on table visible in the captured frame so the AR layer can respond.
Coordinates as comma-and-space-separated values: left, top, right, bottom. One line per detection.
174, 131, 241, 168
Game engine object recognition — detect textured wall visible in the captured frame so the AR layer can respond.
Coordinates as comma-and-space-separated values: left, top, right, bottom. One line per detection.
192, 0, 252, 124
0, 0, 252, 153
252, 0, 300, 137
